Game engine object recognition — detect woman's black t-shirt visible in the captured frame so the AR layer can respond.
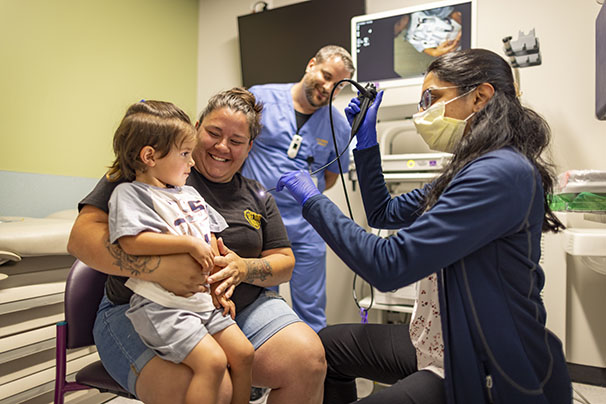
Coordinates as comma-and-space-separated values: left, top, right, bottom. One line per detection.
79, 168, 291, 313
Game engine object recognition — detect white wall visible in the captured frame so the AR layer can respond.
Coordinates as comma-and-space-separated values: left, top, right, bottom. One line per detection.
197, 0, 606, 325
196, 0, 307, 113
472, 0, 606, 171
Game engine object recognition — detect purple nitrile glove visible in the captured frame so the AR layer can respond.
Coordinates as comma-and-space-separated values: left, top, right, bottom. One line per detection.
344, 90, 384, 150
275, 170, 320, 206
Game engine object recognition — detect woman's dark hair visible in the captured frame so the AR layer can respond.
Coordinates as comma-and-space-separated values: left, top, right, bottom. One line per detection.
198, 87, 263, 141
107, 100, 196, 181
423, 48, 563, 232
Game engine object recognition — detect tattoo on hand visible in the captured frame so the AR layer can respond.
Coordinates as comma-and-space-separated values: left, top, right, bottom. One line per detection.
105, 238, 161, 276
245, 259, 272, 283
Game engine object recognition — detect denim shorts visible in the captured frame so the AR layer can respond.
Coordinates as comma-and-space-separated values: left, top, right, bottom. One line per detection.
235, 289, 301, 349
93, 289, 301, 396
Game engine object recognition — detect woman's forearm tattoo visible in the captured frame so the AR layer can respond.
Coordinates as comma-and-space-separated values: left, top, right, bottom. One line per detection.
245, 258, 273, 283
105, 237, 161, 276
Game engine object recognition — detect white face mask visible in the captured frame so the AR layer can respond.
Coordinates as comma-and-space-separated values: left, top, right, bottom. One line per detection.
412, 90, 475, 153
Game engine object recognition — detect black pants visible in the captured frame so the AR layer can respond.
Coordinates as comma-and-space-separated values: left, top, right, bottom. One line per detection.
319, 323, 446, 404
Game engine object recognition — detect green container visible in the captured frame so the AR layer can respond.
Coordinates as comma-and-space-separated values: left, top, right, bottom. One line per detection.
549, 192, 606, 212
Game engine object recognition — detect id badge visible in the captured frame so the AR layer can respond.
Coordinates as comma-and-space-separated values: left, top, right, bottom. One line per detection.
287, 134, 303, 159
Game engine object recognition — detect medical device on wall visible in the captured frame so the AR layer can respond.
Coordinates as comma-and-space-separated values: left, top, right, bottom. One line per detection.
502, 29, 542, 68
351, 0, 477, 89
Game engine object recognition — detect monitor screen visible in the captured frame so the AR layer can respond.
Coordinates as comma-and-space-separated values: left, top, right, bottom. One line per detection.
237, 0, 365, 88
352, 0, 476, 88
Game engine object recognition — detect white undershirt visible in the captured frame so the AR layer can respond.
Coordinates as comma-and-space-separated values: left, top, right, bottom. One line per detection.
409, 273, 445, 378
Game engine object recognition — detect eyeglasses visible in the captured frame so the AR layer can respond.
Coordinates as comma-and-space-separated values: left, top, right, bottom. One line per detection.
417, 86, 459, 111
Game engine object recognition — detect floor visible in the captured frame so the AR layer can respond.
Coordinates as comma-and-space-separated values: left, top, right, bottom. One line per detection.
104, 381, 606, 403
361, 381, 606, 404
573, 383, 606, 404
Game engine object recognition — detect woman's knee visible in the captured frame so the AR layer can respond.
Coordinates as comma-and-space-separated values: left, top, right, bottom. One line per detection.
306, 336, 327, 377
287, 324, 327, 379
136, 357, 192, 403
255, 322, 326, 382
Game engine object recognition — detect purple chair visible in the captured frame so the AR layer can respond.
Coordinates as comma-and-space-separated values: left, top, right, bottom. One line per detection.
54, 260, 135, 403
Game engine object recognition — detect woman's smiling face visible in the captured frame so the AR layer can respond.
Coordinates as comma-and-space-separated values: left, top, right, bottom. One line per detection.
193, 107, 253, 183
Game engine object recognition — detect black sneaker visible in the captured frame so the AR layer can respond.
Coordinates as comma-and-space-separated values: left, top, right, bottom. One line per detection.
249, 386, 270, 404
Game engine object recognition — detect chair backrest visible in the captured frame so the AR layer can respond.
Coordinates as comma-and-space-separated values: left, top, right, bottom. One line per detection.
64, 260, 107, 349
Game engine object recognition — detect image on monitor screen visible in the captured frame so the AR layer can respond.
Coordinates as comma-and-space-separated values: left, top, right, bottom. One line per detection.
352, 0, 476, 88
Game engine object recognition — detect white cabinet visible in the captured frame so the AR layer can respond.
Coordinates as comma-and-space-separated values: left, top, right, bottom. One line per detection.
541, 212, 606, 384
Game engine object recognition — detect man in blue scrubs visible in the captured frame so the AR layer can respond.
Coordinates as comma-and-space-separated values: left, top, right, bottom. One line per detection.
241, 45, 353, 332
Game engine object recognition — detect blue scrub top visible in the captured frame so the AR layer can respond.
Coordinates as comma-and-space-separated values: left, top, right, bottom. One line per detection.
241, 83, 351, 248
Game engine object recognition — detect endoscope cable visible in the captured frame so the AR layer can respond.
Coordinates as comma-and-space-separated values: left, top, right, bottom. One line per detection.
265, 78, 377, 315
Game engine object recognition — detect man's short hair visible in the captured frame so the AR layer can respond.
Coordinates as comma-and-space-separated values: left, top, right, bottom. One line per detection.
314, 45, 355, 77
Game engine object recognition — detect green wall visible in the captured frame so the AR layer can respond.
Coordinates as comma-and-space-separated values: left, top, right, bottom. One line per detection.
0, 0, 199, 179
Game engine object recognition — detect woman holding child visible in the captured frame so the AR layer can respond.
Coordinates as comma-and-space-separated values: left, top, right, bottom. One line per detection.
67, 88, 326, 404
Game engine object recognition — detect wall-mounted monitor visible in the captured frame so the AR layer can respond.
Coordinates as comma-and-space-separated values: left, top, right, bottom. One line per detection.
237, 0, 365, 88
351, 0, 476, 89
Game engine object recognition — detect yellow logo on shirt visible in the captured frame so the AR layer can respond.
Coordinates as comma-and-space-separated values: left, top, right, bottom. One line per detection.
316, 138, 328, 147
244, 209, 262, 229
